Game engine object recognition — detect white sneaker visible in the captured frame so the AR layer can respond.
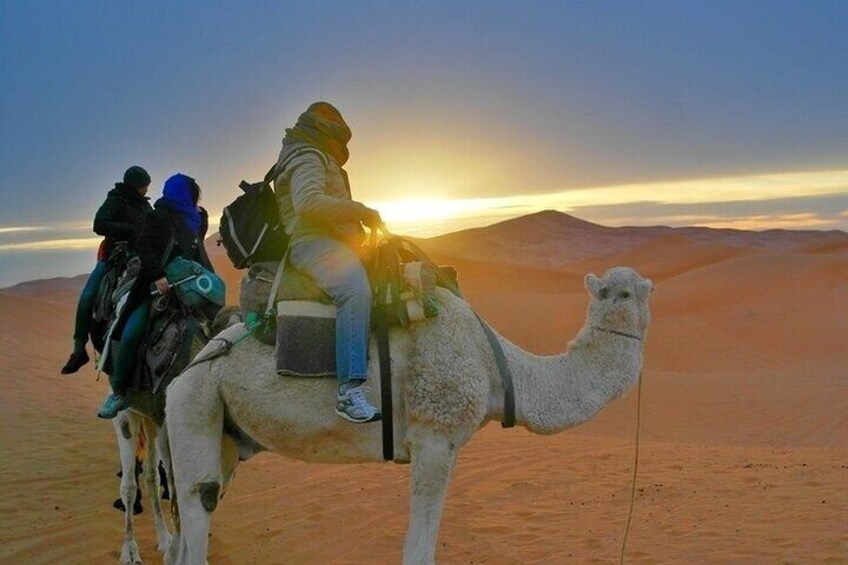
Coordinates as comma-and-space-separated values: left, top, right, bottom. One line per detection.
335, 385, 382, 423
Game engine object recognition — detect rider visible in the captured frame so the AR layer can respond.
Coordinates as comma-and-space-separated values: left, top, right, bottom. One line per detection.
96, 173, 214, 419
61, 166, 152, 374
275, 101, 383, 424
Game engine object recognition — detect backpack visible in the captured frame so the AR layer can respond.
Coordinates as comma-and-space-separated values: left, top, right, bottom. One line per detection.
218, 147, 328, 269
218, 165, 286, 269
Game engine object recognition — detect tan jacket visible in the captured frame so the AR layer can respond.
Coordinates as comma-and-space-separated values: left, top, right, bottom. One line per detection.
274, 144, 366, 247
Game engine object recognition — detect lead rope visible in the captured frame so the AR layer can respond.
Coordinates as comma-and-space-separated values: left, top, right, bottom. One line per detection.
619, 370, 643, 564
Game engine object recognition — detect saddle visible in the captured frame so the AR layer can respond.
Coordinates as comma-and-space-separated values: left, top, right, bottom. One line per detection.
238, 237, 460, 378
93, 255, 214, 396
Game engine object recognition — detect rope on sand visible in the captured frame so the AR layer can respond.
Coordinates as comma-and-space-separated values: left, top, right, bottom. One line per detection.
620, 370, 643, 564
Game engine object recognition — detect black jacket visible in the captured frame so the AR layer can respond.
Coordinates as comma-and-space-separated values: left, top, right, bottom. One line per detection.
93, 183, 152, 255
135, 207, 213, 286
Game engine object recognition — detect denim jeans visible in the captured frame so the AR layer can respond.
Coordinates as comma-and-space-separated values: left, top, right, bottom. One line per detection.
289, 238, 371, 386
110, 298, 151, 396
73, 260, 107, 351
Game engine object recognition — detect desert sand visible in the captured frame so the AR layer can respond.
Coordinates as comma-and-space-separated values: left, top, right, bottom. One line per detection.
1, 211, 846, 564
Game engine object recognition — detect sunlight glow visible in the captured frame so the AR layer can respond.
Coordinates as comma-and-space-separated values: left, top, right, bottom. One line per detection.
1, 170, 844, 252
367, 169, 848, 236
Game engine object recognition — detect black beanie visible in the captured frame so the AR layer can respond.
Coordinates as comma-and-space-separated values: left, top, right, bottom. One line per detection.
123, 166, 151, 189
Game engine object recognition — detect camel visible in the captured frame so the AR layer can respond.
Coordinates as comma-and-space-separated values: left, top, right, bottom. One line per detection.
111, 410, 172, 564
164, 266, 653, 564
99, 306, 243, 564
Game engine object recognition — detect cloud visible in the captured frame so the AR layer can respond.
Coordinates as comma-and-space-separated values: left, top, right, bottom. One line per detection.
0, 237, 103, 253
0, 222, 97, 252
569, 193, 848, 230
0, 226, 48, 234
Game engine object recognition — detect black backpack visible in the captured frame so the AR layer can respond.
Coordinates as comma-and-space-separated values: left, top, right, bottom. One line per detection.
218, 165, 286, 269
218, 147, 328, 269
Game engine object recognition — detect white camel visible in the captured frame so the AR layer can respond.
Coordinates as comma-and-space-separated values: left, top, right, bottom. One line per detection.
103, 306, 244, 564
164, 266, 653, 564
111, 410, 171, 564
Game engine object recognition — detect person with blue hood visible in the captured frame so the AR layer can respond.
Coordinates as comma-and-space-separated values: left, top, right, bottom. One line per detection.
61, 165, 152, 374
97, 173, 214, 419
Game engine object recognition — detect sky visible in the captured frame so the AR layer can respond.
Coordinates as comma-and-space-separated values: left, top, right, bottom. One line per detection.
1, 1, 847, 287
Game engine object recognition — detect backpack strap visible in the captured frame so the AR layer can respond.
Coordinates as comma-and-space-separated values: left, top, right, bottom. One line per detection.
264, 247, 290, 319
276, 147, 328, 179
160, 229, 176, 268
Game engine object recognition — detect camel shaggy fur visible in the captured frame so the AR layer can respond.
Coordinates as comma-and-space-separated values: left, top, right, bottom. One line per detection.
164, 267, 653, 564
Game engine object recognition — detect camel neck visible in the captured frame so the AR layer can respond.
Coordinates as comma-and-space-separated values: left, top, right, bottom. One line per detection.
498, 328, 644, 435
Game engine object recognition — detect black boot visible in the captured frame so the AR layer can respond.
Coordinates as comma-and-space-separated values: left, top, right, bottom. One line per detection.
61, 350, 90, 374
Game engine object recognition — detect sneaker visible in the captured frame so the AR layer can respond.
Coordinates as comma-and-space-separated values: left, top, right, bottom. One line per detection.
335, 385, 382, 423
97, 393, 130, 419
61, 350, 90, 374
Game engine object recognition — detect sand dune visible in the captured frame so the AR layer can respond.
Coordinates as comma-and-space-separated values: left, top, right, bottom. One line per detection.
1, 213, 846, 564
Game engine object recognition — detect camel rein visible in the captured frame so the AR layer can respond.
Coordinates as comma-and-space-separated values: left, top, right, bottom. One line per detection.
585, 325, 645, 562
619, 368, 643, 564
592, 326, 643, 341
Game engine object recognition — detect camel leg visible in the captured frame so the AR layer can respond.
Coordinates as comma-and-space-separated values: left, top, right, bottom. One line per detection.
403, 429, 461, 565
142, 420, 172, 553
219, 433, 241, 496
114, 413, 143, 565
161, 422, 183, 565
166, 373, 224, 565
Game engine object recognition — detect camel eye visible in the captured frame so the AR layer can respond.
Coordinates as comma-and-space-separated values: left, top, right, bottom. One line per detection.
619, 290, 631, 299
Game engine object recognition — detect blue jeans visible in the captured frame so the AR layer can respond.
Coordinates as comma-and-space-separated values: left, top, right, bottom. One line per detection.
110, 298, 151, 396
289, 238, 371, 386
73, 260, 107, 351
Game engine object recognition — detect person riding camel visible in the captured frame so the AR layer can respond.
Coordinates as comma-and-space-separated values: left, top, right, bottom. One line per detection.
96, 173, 214, 419
61, 166, 152, 374
275, 101, 383, 423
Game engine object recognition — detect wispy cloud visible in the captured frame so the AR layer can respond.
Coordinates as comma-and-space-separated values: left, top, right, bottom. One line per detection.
0, 237, 103, 252
0, 226, 49, 234
0, 222, 97, 253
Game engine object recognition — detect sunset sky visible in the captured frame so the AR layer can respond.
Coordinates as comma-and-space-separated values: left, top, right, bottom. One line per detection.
1, 1, 847, 286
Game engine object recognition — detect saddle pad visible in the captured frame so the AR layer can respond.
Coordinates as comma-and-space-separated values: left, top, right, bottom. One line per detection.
240, 261, 330, 316
276, 300, 336, 377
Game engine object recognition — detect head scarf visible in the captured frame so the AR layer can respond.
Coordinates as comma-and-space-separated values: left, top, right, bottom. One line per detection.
154, 173, 201, 235
283, 101, 352, 165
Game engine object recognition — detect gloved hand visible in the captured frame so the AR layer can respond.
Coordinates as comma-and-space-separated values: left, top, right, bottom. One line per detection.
359, 206, 383, 229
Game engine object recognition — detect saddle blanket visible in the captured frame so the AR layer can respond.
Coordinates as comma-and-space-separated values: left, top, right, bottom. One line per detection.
276, 300, 336, 378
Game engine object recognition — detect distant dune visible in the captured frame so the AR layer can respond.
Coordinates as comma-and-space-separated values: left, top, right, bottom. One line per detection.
1, 211, 846, 563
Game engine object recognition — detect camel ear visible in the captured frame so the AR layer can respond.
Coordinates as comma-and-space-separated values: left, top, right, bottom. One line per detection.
636, 278, 654, 300
585, 274, 602, 298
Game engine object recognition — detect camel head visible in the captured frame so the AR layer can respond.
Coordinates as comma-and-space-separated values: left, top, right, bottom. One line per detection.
584, 267, 653, 339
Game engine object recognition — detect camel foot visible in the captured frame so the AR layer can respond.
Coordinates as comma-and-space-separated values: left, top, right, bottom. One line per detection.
156, 530, 172, 554
120, 538, 143, 564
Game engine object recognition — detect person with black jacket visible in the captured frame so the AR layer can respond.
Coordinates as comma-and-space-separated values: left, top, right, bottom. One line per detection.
61, 166, 152, 374
97, 173, 213, 419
